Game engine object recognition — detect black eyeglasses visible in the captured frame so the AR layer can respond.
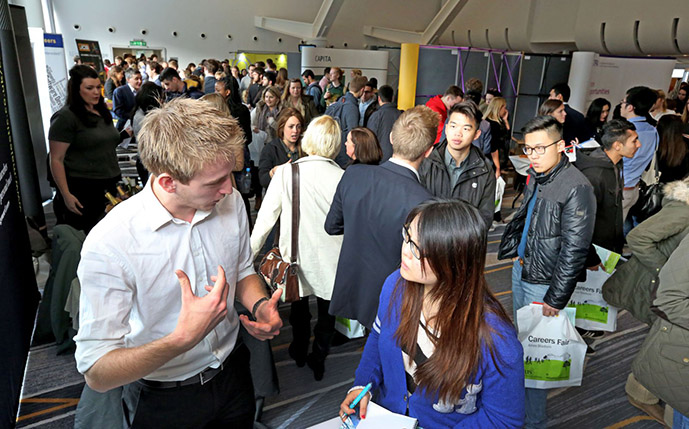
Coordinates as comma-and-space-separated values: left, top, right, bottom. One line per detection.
402, 223, 422, 259
522, 139, 562, 155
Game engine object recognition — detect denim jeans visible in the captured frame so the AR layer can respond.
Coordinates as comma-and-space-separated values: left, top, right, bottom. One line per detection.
512, 259, 550, 429
675, 409, 689, 429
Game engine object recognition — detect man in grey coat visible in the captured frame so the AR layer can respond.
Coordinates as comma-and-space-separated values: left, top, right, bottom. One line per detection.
366, 85, 401, 163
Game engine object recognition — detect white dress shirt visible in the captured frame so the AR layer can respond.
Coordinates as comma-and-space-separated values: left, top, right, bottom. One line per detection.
74, 182, 255, 381
388, 157, 420, 181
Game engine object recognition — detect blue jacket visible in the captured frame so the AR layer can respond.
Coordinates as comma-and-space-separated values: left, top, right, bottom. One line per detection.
112, 85, 135, 122
353, 270, 525, 428
325, 161, 431, 327
333, 92, 362, 167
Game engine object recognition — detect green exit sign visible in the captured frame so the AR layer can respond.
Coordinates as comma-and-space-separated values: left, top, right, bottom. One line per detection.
129, 40, 147, 47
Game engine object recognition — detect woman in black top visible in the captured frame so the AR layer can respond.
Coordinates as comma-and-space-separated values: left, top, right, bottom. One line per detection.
49, 65, 130, 233
258, 107, 305, 189
657, 115, 689, 183
584, 97, 611, 141
104, 65, 123, 101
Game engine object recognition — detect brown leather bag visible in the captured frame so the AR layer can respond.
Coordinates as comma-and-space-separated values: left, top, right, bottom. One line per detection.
258, 163, 300, 302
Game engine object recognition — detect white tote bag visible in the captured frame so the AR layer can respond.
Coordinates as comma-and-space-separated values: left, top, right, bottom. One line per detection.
567, 245, 621, 332
494, 176, 506, 213
517, 304, 587, 389
334, 317, 366, 339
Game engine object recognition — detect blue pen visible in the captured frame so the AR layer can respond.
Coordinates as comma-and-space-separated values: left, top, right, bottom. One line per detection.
349, 383, 372, 410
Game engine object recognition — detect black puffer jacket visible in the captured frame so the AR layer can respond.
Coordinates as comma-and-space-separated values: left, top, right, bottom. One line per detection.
574, 148, 624, 266
498, 156, 596, 309
419, 142, 496, 227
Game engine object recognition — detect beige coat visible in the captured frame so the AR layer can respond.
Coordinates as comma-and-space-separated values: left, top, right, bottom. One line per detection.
250, 156, 344, 300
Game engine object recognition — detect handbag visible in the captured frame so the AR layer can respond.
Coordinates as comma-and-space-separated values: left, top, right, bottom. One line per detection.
258, 163, 301, 302
631, 153, 663, 222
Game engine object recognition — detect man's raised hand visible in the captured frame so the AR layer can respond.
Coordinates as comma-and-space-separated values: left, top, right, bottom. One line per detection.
172, 266, 229, 350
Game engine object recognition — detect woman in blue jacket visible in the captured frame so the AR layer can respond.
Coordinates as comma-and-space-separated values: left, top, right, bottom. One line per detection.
340, 199, 525, 428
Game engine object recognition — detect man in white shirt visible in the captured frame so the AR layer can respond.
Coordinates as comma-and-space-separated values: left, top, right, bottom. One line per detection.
74, 98, 282, 428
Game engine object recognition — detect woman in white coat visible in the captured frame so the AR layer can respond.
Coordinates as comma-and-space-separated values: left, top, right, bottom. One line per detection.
251, 115, 344, 381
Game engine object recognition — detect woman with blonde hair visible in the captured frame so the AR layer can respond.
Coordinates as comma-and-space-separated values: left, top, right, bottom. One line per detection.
651, 89, 672, 121
483, 96, 510, 179
282, 78, 319, 124
251, 115, 345, 381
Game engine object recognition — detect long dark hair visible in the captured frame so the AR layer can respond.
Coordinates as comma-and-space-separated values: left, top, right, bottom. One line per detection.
134, 82, 164, 115
658, 115, 688, 168
67, 65, 111, 126
390, 199, 511, 403
585, 98, 611, 130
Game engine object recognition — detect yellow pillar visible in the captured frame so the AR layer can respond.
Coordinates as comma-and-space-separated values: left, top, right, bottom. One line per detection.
397, 43, 420, 110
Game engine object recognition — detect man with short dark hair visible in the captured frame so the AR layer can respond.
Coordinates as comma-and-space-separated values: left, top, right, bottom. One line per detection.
549, 82, 587, 144
248, 66, 264, 108
419, 102, 496, 227
302, 69, 323, 111
366, 85, 401, 162
326, 106, 437, 329
426, 85, 464, 143
576, 119, 639, 268
160, 67, 203, 101
113, 68, 142, 130
499, 115, 595, 429
203, 59, 221, 94
358, 80, 378, 127
619, 86, 659, 229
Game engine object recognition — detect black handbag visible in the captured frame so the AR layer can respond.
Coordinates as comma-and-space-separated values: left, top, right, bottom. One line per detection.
631, 154, 663, 222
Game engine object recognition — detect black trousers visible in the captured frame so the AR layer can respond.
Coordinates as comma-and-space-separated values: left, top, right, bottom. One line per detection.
122, 344, 255, 429
53, 175, 119, 234
289, 296, 336, 362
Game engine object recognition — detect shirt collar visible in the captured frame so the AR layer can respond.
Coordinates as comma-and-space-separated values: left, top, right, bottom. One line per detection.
142, 179, 213, 232
128, 83, 136, 93
443, 146, 469, 170
389, 157, 420, 181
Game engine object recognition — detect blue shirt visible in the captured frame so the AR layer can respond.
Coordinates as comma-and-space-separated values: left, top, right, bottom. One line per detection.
622, 117, 658, 187
518, 184, 538, 259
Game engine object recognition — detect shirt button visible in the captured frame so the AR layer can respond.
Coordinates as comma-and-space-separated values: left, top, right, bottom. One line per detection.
661, 326, 668, 332
683, 358, 689, 364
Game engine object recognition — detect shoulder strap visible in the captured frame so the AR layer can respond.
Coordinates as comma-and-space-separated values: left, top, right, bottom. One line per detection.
291, 163, 300, 263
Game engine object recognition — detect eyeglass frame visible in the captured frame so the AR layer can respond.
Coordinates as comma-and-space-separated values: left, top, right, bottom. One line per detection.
522, 139, 562, 156
402, 223, 422, 259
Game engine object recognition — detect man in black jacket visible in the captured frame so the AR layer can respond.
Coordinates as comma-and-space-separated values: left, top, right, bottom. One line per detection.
550, 83, 588, 145
575, 119, 639, 268
498, 115, 595, 429
366, 85, 401, 162
419, 102, 496, 227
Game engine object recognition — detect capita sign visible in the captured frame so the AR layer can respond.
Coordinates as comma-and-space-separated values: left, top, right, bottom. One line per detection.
301, 47, 389, 85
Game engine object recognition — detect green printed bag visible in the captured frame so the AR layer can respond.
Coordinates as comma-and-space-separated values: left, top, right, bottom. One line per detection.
517, 304, 587, 389
566, 245, 621, 332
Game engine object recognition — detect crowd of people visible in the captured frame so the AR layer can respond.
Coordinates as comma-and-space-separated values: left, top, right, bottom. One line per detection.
47, 52, 689, 428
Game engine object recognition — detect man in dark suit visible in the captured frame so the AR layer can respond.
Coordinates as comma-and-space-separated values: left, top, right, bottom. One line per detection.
366, 85, 402, 163
112, 68, 141, 130
325, 105, 438, 329
550, 82, 588, 145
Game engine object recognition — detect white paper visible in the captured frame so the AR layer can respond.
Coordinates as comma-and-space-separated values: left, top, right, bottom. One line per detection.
308, 402, 418, 429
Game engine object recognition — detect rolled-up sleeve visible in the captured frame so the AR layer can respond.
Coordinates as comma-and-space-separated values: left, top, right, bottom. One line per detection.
74, 244, 135, 374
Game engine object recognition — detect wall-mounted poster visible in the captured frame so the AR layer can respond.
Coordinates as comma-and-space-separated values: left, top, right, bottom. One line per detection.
76, 38, 104, 78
